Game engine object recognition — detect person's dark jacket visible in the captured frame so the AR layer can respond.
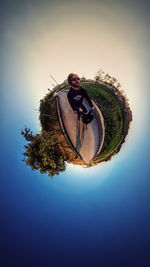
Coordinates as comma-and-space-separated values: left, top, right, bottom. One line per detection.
67, 86, 93, 112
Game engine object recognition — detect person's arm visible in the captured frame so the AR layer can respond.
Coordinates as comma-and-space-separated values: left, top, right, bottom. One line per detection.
82, 88, 93, 108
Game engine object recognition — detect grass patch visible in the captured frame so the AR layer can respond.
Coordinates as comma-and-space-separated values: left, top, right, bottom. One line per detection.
63, 82, 126, 161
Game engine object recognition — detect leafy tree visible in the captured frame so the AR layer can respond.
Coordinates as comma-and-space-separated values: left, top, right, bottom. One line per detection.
21, 127, 66, 178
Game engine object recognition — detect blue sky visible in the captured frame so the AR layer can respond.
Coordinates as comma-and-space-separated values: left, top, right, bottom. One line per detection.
1, 0, 150, 266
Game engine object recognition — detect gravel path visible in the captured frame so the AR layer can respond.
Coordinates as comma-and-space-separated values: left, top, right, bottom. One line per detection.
56, 90, 105, 165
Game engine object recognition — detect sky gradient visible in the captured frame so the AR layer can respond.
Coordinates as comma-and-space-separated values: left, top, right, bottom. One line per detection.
1, 0, 150, 266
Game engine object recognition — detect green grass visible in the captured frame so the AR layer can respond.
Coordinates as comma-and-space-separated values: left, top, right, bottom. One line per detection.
39, 91, 56, 131
80, 82, 126, 160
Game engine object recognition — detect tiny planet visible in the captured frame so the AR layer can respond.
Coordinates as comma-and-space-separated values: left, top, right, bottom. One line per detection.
21, 71, 132, 177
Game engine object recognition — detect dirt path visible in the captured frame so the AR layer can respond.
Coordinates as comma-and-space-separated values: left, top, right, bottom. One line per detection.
56, 90, 105, 165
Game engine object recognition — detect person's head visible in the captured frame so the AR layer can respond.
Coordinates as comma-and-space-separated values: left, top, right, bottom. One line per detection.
67, 73, 80, 88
